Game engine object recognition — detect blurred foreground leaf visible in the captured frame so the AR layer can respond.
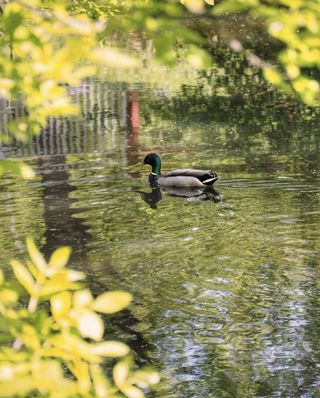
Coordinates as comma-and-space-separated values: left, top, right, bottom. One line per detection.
0, 240, 159, 397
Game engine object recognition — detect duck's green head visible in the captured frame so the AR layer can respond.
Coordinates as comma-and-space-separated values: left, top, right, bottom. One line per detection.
144, 153, 161, 175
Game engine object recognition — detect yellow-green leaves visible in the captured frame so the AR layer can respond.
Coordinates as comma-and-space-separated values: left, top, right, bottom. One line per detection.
93, 291, 133, 314
91, 48, 141, 69
48, 246, 71, 270
1, 239, 159, 397
0, 78, 14, 98
215, 0, 320, 104
113, 358, 160, 398
76, 310, 104, 340
263, 67, 283, 86
266, 7, 320, 104
0, 160, 35, 180
10, 260, 35, 295
73, 289, 94, 308
186, 46, 212, 69
0, 0, 121, 142
292, 77, 320, 105
20, 165, 36, 180
50, 289, 132, 341
11, 239, 85, 297
92, 341, 130, 357
51, 291, 72, 322
181, 0, 214, 13
214, 0, 257, 15
113, 360, 130, 387
90, 364, 115, 398
26, 238, 47, 275
2, 2, 24, 39
0, 358, 77, 398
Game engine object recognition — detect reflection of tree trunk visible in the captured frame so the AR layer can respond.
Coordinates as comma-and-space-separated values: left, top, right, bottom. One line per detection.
39, 154, 90, 262
39, 153, 151, 360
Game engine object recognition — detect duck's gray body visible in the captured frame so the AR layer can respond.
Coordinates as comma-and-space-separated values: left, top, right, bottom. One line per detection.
156, 169, 217, 188
144, 153, 218, 188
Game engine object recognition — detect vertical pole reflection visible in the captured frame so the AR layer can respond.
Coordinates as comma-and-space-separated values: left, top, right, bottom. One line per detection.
121, 87, 128, 167
111, 87, 116, 149
126, 90, 141, 165
103, 82, 108, 150
75, 86, 81, 154
96, 81, 102, 150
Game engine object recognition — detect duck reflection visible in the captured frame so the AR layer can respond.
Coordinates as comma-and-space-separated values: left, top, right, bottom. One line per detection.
137, 185, 221, 209
136, 187, 163, 209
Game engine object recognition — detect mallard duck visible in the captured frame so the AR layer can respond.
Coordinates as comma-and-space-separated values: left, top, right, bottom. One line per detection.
143, 153, 219, 188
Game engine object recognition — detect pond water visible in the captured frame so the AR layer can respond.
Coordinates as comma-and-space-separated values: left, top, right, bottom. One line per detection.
1, 50, 320, 397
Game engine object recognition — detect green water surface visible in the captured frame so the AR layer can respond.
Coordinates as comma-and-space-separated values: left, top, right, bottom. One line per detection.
0, 50, 320, 397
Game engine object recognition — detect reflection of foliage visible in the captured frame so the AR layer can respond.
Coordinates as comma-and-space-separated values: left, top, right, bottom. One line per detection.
0, 239, 159, 397
139, 47, 320, 172
0, 167, 44, 262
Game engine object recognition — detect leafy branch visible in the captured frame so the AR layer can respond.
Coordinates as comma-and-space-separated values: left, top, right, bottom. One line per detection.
0, 239, 159, 398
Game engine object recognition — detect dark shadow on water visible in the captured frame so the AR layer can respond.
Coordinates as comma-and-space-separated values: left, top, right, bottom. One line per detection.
39, 155, 91, 261
38, 154, 152, 362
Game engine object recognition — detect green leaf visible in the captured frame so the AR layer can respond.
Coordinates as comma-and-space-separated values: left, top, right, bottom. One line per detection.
72, 65, 97, 82
113, 360, 129, 387
93, 291, 133, 314
20, 165, 35, 180
263, 67, 283, 85
0, 289, 18, 305
213, 0, 257, 15
48, 247, 71, 270
0, 377, 35, 397
50, 333, 101, 362
50, 291, 72, 319
10, 260, 35, 295
70, 360, 91, 395
90, 48, 140, 68
66, 270, 86, 282
181, 0, 205, 14
90, 364, 114, 398
121, 385, 144, 398
76, 310, 104, 340
2, 3, 24, 39
187, 46, 211, 68
0, 269, 4, 285
73, 289, 94, 309
0, 160, 35, 180
0, 78, 14, 98
39, 273, 81, 297
91, 341, 130, 357
26, 238, 47, 275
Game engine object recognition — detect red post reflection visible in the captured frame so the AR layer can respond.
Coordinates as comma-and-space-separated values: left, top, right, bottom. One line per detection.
128, 91, 140, 146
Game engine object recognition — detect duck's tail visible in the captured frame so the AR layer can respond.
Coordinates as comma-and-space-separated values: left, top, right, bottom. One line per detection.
200, 172, 219, 185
